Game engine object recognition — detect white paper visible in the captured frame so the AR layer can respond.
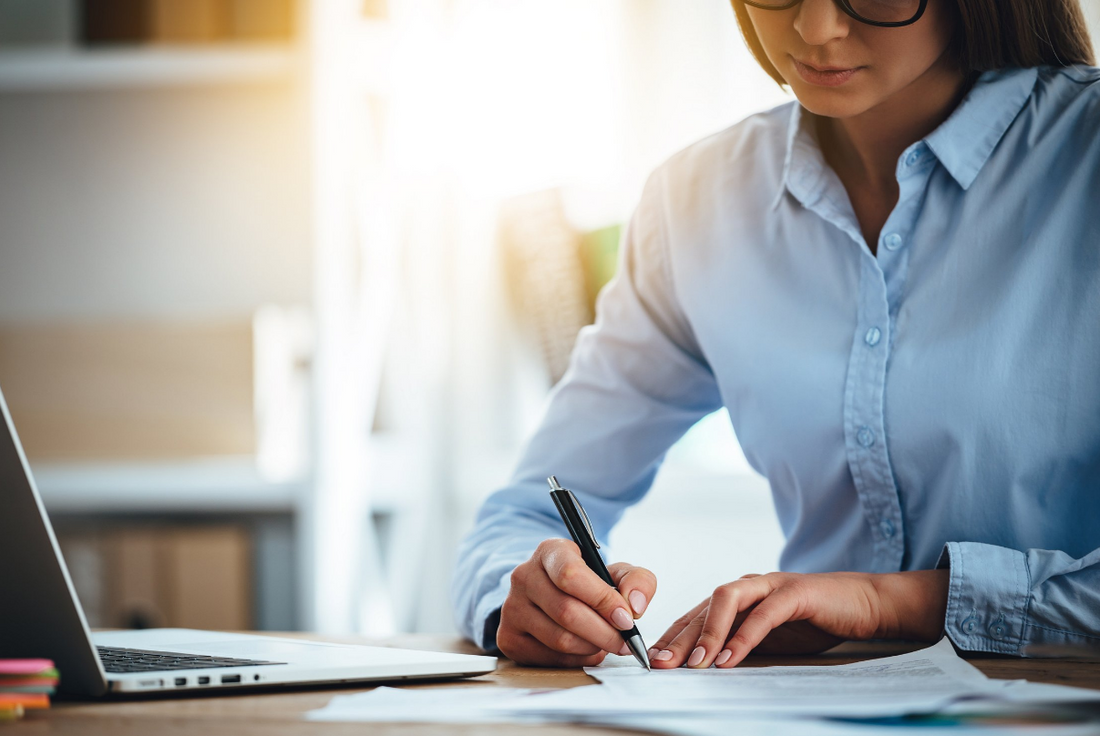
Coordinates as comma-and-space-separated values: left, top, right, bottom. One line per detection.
306, 685, 546, 724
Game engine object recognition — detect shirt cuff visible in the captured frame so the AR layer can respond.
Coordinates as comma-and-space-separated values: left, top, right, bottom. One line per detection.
472, 576, 512, 653
937, 541, 1031, 655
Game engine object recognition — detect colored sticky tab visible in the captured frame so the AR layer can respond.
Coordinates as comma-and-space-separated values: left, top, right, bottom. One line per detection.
0, 693, 49, 708
0, 660, 55, 676
0, 685, 55, 694
0, 677, 58, 688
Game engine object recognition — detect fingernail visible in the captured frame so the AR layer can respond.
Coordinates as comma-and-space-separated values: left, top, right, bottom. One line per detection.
647, 647, 657, 659
687, 646, 706, 667
619, 643, 630, 656
629, 590, 648, 616
611, 608, 633, 630
654, 649, 674, 661
715, 649, 732, 666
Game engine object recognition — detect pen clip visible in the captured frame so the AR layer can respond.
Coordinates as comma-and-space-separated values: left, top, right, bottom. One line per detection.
567, 490, 600, 550
547, 476, 600, 550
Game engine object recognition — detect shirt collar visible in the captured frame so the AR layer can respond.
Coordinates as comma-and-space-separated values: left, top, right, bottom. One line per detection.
924, 66, 1038, 190
771, 101, 825, 211
772, 65, 1040, 209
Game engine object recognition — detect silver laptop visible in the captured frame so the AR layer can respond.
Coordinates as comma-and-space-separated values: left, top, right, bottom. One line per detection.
0, 384, 496, 696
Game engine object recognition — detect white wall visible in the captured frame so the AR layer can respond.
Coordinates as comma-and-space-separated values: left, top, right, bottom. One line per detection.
1084, 0, 1100, 48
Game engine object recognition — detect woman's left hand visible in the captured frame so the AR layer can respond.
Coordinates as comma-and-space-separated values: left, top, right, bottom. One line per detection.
649, 569, 950, 669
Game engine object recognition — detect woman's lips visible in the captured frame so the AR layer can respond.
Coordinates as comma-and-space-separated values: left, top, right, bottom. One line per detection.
792, 57, 862, 87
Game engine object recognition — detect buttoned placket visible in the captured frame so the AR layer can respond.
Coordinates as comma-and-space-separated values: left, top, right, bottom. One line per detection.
845, 141, 935, 571
786, 134, 937, 573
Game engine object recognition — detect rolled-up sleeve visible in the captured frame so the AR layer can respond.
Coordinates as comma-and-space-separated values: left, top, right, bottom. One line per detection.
939, 541, 1100, 657
451, 169, 724, 651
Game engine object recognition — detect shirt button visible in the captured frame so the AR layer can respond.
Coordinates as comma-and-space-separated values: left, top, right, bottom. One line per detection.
905, 150, 922, 167
879, 519, 896, 538
856, 426, 875, 448
883, 233, 904, 251
864, 327, 881, 347
961, 615, 979, 635
988, 614, 1007, 640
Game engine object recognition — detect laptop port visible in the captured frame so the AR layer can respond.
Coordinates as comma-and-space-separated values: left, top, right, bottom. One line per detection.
174, 678, 187, 687
221, 675, 241, 684
197, 676, 210, 685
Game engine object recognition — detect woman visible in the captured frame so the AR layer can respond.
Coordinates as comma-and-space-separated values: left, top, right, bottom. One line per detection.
453, 0, 1099, 668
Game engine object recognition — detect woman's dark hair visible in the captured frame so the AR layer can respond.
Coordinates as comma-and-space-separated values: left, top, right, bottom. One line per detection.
732, 0, 1097, 87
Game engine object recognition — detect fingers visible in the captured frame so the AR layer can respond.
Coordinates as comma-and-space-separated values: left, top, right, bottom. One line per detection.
496, 625, 608, 668
647, 576, 783, 669
648, 599, 708, 667
526, 562, 628, 655
718, 589, 802, 668
506, 597, 605, 657
691, 577, 775, 668
659, 609, 709, 668
505, 541, 657, 663
608, 562, 657, 619
540, 541, 635, 634
499, 562, 615, 665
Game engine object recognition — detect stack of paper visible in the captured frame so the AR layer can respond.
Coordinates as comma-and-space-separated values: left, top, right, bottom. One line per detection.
568, 637, 1001, 717
0, 660, 58, 722
306, 639, 1100, 735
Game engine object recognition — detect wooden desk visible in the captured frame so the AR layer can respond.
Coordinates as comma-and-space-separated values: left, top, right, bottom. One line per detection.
17, 635, 1100, 736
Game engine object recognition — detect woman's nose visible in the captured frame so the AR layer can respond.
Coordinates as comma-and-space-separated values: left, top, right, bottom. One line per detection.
793, 0, 852, 46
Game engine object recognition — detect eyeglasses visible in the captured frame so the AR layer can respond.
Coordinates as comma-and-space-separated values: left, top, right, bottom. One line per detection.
739, 0, 928, 28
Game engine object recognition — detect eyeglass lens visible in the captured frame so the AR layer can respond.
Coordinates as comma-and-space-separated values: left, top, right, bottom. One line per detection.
848, 0, 920, 23
748, 0, 921, 25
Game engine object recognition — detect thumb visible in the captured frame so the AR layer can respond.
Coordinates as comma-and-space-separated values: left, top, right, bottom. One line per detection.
608, 562, 657, 619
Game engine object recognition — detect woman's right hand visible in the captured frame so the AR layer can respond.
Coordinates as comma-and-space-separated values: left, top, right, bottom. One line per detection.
496, 538, 657, 667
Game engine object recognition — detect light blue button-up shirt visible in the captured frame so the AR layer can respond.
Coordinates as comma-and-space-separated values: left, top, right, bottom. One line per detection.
453, 65, 1100, 657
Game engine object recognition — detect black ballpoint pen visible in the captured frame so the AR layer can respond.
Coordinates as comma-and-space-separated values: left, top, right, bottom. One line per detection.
547, 476, 652, 671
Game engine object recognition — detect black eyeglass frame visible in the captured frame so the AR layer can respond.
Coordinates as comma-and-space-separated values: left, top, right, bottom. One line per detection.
739, 0, 928, 28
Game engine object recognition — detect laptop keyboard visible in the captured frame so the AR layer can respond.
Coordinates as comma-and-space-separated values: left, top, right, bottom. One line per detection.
97, 646, 285, 673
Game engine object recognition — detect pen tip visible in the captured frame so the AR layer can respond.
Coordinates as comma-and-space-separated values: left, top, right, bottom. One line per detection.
625, 635, 651, 671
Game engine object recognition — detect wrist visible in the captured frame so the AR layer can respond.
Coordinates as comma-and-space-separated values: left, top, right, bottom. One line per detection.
872, 570, 950, 642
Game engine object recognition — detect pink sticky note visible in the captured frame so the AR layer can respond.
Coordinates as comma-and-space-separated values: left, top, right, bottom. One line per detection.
0, 661, 55, 676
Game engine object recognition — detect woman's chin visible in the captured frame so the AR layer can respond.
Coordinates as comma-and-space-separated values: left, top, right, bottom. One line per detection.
791, 89, 877, 120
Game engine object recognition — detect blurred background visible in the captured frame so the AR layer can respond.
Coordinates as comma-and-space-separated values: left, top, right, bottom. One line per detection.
1, 0, 1096, 643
